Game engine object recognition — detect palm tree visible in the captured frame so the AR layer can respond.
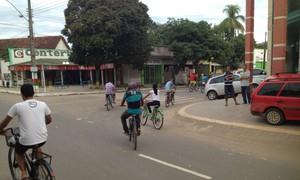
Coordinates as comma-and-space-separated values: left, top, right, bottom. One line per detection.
220, 5, 245, 39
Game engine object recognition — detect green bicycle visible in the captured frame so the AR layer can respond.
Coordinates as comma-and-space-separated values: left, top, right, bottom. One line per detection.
141, 104, 164, 129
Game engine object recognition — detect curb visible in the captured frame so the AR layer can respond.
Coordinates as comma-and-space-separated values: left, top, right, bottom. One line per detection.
178, 102, 300, 136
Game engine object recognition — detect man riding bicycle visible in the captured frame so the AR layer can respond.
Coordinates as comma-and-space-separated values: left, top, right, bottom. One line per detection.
189, 71, 198, 89
0, 84, 52, 180
164, 79, 176, 104
105, 81, 116, 104
120, 82, 143, 136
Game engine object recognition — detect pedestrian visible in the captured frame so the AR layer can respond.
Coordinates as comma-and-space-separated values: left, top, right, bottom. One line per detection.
224, 66, 240, 106
240, 66, 251, 104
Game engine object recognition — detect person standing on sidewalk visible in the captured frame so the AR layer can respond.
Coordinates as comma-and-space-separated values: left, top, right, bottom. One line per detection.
224, 66, 240, 106
240, 66, 251, 104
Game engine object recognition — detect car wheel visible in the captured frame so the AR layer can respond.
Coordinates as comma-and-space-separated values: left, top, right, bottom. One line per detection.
265, 108, 285, 125
207, 91, 217, 100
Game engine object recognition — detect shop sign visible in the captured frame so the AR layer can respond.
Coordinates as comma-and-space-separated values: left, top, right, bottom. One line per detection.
100, 63, 114, 70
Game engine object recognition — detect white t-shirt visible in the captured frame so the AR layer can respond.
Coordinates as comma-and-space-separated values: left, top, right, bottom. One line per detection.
149, 89, 160, 101
240, 71, 250, 86
7, 99, 51, 146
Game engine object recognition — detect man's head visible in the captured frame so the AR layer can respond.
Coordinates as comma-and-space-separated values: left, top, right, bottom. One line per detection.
226, 66, 231, 71
20, 84, 34, 99
128, 82, 138, 90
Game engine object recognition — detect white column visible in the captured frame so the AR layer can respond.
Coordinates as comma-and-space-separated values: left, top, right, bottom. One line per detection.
89, 70, 93, 84
79, 70, 82, 85
101, 69, 104, 87
41, 65, 46, 92
16, 71, 19, 88
114, 68, 117, 86
60, 70, 64, 86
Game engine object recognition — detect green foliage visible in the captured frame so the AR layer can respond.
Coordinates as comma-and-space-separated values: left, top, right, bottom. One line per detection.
220, 4, 244, 40
159, 19, 219, 66
62, 0, 151, 67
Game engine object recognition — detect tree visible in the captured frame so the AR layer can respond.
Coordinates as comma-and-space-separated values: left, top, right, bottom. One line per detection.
62, 0, 151, 67
220, 4, 245, 40
161, 19, 219, 66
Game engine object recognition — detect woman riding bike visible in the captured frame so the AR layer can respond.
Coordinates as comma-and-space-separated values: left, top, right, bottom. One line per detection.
143, 83, 160, 113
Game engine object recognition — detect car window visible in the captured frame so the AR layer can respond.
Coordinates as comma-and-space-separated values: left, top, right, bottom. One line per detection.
257, 83, 283, 96
279, 83, 300, 98
209, 76, 224, 84
233, 75, 240, 81
253, 69, 266, 75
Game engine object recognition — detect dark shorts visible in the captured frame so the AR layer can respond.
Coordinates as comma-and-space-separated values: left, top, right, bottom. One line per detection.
224, 85, 235, 98
15, 141, 46, 155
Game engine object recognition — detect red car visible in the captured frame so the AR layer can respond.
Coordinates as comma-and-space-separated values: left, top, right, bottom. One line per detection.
251, 73, 300, 125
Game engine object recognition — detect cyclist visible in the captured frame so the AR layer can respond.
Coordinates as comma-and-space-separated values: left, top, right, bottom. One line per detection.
165, 79, 176, 105
143, 83, 160, 113
0, 84, 52, 180
105, 81, 116, 104
189, 71, 198, 90
120, 82, 143, 136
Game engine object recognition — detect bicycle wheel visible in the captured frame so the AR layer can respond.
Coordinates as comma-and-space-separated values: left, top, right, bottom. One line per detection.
153, 110, 164, 129
132, 121, 137, 150
35, 160, 55, 180
141, 108, 149, 126
165, 96, 169, 108
8, 147, 22, 180
171, 94, 175, 105
105, 96, 110, 111
109, 95, 114, 109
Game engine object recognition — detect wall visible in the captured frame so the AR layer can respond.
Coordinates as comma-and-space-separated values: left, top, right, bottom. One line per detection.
121, 64, 140, 84
55, 39, 69, 49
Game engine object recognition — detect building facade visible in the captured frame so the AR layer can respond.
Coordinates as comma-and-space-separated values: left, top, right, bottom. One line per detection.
267, 0, 300, 74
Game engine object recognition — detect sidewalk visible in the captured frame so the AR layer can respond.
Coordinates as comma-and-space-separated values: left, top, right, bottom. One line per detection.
0, 85, 187, 97
0, 85, 101, 96
178, 96, 300, 136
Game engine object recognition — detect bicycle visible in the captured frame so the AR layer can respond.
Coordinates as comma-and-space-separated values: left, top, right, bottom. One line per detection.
1, 128, 55, 180
165, 91, 175, 107
105, 94, 114, 111
128, 115, 139, 150
141, 104, 164, 129
188, 82, 199, 92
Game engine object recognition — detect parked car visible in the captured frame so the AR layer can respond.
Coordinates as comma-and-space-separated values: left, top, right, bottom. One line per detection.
251, 73, 300, 125
205, 73, 241, 100
205, 73, 266, 100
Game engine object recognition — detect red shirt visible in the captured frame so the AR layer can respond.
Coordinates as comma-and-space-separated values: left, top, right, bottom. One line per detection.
189, 73, 197, 81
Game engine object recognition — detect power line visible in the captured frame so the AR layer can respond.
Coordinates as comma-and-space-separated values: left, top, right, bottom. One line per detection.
34, 0, 67, 10
34, 1, 68, 13
5, 0, 28, 22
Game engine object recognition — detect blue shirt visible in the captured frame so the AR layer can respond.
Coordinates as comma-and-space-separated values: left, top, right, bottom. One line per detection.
165, 81, 174, 91
122, 90, 143, 115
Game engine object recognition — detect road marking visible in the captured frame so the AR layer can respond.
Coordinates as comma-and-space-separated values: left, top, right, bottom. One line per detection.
138, 154, 212, 180
178, 102, 300, 136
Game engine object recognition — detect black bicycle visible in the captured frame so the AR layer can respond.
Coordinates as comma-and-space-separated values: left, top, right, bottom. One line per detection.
105, 94, 114, 111
2, 128, 55, 180
128, 115, 139, 150
165, 91, 175, 107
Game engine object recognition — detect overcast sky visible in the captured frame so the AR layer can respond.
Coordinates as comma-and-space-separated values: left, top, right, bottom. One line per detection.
0, 0, 268, 43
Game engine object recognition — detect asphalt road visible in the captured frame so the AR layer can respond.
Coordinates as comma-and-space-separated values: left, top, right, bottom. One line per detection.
0, 90, 299, 180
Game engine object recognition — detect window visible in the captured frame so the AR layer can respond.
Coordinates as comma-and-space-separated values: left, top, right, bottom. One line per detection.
209, 76, 224, 84
233, 75, 240, 81
258, 83, 283, 96
279, 83, 300, 98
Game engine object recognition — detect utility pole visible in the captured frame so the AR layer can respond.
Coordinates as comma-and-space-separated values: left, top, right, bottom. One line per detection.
263, 32, 267, 70
28, 0, 37, 85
